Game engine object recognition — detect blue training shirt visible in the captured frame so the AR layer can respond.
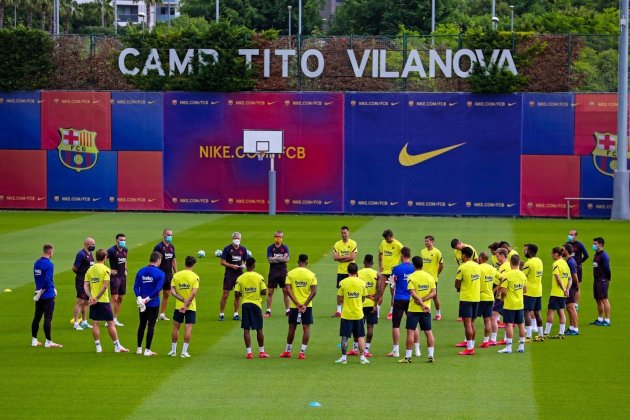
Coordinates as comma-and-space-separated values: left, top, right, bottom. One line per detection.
391, 261, 414, 300
134, 265, 165, 307
34, 257, 55, 299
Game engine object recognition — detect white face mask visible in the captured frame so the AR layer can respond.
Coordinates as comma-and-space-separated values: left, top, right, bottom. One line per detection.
233, 239, 241, 246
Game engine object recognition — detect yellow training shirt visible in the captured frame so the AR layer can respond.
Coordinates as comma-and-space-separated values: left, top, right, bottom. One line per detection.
286, 267, 317, 308
172, 270, 200, 311
235, 271, 267, 309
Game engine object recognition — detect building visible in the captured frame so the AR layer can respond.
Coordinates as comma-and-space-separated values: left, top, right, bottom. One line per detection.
75, 0, 179, 28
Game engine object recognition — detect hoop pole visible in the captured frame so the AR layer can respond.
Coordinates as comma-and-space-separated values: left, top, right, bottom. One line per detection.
269, 155, 276, 216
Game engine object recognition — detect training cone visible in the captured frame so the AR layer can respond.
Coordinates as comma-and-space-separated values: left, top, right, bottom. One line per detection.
309, 402, 322, 407
3, 288, 12, 293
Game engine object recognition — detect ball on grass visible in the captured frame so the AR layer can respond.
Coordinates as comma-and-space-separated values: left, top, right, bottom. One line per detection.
197, 250, 206, 258
214, 250, 222, 257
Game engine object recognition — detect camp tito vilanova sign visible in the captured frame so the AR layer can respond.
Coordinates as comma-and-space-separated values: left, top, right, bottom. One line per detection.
118, 48, 517, 79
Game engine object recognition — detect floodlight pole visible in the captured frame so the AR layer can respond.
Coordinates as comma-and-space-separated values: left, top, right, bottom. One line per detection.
612, 0, 630, 220
491, 0, 497, 30
269, 156, 276, 216
216, 0, 219, 22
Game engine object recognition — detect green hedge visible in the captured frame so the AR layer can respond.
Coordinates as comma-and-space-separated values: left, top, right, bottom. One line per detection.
0, 27, 54, 90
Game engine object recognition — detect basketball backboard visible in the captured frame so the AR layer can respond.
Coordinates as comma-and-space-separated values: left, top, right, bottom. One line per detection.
243, 130, 284, 154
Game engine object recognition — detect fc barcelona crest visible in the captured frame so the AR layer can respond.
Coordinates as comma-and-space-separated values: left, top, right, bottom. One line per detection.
592, 132, 630, 177
57, 128, 99, 172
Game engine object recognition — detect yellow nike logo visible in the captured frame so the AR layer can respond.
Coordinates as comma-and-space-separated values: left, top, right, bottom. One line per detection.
398, 142, 466, 167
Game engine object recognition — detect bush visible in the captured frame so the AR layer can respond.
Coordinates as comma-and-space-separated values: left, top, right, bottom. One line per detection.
0, 26, 54, 90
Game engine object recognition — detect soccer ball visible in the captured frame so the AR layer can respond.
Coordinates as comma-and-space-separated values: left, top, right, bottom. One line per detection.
214, 249, 222, 257
197, 250, 206, 258
247, 250, 252, 258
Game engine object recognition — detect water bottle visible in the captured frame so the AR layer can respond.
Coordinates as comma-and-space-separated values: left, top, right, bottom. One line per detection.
297, 311, 302, 324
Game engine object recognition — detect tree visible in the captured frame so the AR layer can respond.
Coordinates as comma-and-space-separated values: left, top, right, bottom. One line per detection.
60, 0, 80, 33
0, 0, 17, 29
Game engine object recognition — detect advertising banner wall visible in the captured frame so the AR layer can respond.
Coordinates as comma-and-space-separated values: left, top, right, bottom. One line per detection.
522, 93, 574, 155
0, 150, 47, 209
0, 91, 41, 150
117, 151, 163, 210
112, 92, 163, 151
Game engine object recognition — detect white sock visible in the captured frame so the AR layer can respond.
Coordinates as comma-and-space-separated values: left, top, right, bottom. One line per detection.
405, 349, 412, 358
531, 319, 538, 330
336, 305, 342, 313
340, 355, 347, 361
605, 318, 610, 323
95, 340, 101, 346
537, 327, 544, 336
220, 312, 225, 317
113, 339, 120, 347
559, 324, 566, 335
259, 346, 265, 353
301, 344, 307, 353
428, 347, 435, 357
414, 343, 420, 353
436, 310, 441, 316
483, 336, 489, 343
74, 322, 80, 327
573, 327, 579, 332
365, 342, 371, 351
393, 344, 399, 353
171, 342, 177, 352
519, 337, 525, 345
389, 306, 393, 315
160, 313, 165, 317
45, 339, 52, 346
233, 312, 239, 317
598, 317, 603, 322
266, 308, 271, 313
467, 340, 474, 350
526, 326, 532, 338
246, 347, 252, 354
353, 341, 358, 351
490, 332, 497, 341
286, 343, 292, 352
182, 343, 189, 353
544, 323, 552, 335
506, 338, 513, 348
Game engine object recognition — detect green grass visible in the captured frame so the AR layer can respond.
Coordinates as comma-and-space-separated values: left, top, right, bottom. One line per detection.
0, 212, 628, 419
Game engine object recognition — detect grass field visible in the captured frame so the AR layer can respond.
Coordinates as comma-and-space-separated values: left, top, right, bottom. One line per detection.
1, 211, 628, 419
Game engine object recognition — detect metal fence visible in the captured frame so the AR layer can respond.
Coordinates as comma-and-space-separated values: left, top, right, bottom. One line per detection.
52, 33, 620, 92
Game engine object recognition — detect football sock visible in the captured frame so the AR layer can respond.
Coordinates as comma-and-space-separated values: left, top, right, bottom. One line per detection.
467, 340, 474, 350
605, 318, 610, 323
436, 310, 441, 316
392, 344, 399, 353
259, 346, 265, 353
428, 347, 435, 357
526, 326, 532, 338
531, 319, 538, 330
414, 343, 420, 353
95, 340, 101, 345
286, 344, 292, 352
559, 324, 566, 335
182, 343, 189, 353
519, 337, 525, 345
246, 347, 252, 354
598, 317, 604, 322
405, 349, 413, 358
365, 343, 371, 351
483, 336, 489, 343
537, 327, 544, 336
340, 355, 347, 361
171, 342, 177, 352
490, 333, 497, 341
113, 340, 120, 347
353, 341, 359, 351
544, 323, 552, 335
506, 338, 513, 348
219, 312, 225, 317
233, 312, 238, 317
301, 344, 307, 353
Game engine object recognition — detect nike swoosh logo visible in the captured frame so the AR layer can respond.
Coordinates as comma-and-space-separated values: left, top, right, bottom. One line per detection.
267, 101, 276, 105
325, 102, 333, 105
37, 197, 46, 201
448, 102, 457, 106
572, 103, 579, 107
508, 102, 517, 106
92, 100, 100, 104
391, 102, 399, 106
324, 201, 333, 205
398, 142, 466, 167
507, 203, 516, 208
390, 202, 398, 206
148, 100, 156, 104
448, 202, 457, 207
148, 198, 156, 203
211, 199, 220, 203
38, 100, 45, 104
211, 101, 220, 105
92, 198, 101, 202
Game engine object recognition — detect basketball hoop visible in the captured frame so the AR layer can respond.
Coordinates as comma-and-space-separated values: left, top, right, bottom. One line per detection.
256, 151, 265, 161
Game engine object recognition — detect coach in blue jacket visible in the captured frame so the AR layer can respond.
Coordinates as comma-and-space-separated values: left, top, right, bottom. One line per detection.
134, 251, 165, 356
32, 244, 63, 348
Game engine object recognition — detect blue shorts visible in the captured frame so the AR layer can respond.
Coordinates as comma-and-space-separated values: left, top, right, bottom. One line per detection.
89, 302, 114, 321
459, 301, 479, 319
173, 310, 196, 324
241, 303, 263, 330
340, 318, 365, 339
594, 279, 609, 300
162, 272, 173, 291
524, 296, 542, 312
363, 307, 378, 325
477, 301, 493, 318
288, 307, 313, 325
566, 287, 578, 304
406, 312, 432, 331
502, 309, 524, 324
492, 298, 504, 313
548, 296, 566, 310
110, 277, 127, 296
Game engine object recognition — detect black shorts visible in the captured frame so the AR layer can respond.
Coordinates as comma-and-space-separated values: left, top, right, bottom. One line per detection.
363, 307, 378, 325
241, 303, 263, 330
288, 307, 313, 325
477, 301, 493, 318
173, 310, 196, 324
492, 298, 504, 314
548, 296, 566, 310
76, 279, 88, 300
459, 301, 479, 319
162, 273, 173, 291
392, 299, 409, 328
336, 273, 349, 288
110, 277, 127, 295
340, 318, 365, 339
223, 273, 239, 291
89, 302, 114, 321
524, 296, 542, 312
34, 297, 55, 320
268, 272, 287, 289
502, 309, 524, 324
566, 287, 578, 304
406, 312, 432, 331
594, 279, 609, 300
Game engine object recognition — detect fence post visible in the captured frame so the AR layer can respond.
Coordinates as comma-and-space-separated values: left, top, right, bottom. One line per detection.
297, 33, 302, 91
402, 33, 408, 91
567, 33, 572, 89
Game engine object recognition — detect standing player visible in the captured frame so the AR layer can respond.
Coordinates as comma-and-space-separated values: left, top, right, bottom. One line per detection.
265, 230, 290, 318
451, 238, 479, 265
280, 254, 317, 359
168, 256, 200, 358
499, 241, 519, 259
543, 247, 571, 338
219, 232, 248, 321
420, 235, 444, 320
84, 249, 128, 353
478, 252, 497, 348
381, 247, 419, 358
590, 237, 611, 326
567, 229, 589, 285
492, 248, 511, 341
153, 228, 177, 321
378, 229, 403, 320
72, 237, 95, 330
335, 263, 369, 365
331, 226, 358, 317
563, 243, 580, 335
32, 244, 62, 348
107, 233, 128, 327
133, 251, 165, 356
522, 244, 544, 341
498, 255, 527, 354
234, 258, 268, 359
400, 256, 436, 363
357, 254, 378, 357
455, 247, 481, 355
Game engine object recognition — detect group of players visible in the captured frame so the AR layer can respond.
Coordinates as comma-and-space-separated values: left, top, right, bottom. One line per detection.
30, 226, 612, 364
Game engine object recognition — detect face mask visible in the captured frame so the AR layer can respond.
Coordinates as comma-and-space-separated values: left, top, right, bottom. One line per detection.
592, 244, 598, 251
568, 235, 574, 242
165, 235, 172, 243
274, 238, 282, 245
88, 245, 95, 252
118, 240, 126, 248
233, 239, 241, 246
